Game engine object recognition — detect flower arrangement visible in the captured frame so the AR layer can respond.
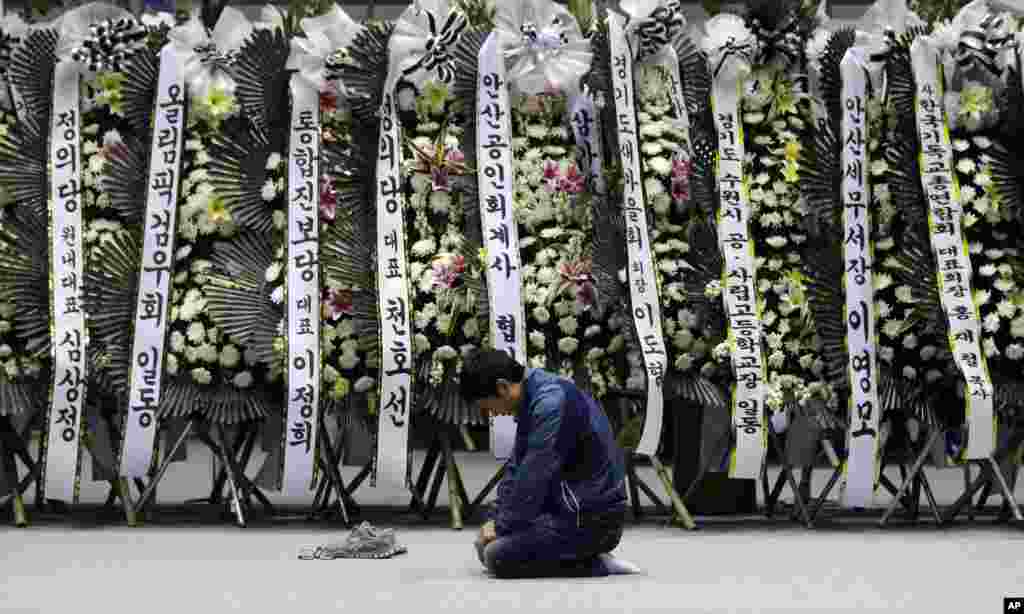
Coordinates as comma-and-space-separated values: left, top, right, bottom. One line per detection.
399, 79, 483, 388
511, 92, 606, 381
633, 62, 722, 386
735, 65, 831, 412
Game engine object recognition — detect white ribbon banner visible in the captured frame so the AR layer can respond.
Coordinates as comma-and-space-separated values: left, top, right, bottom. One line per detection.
477, 32, 523, 460
609, 14, 669, 457
839, 47, 881, 507
910, 38, 995, 460
282, 74, 322, 496
44, 59, 86, 501
119, 45, 186, 479
373, 88, 413, 487
711, 56, 766, 480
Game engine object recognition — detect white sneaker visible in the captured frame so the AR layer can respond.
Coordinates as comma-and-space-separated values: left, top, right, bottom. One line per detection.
597, 553, 642, 575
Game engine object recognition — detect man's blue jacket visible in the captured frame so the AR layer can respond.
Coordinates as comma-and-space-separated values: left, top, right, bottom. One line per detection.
492, 369, 628, 536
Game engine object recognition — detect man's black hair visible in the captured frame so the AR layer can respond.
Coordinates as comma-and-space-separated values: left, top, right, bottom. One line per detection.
459, 350, 525, 402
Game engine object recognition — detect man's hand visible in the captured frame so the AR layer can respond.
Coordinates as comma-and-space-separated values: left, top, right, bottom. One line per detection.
479, 520, 497, 546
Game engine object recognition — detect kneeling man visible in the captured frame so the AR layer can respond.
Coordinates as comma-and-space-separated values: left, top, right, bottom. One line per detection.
461, 350, 640, 578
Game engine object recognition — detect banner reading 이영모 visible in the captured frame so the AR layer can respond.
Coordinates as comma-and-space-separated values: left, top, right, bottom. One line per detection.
839, 47, 881, 507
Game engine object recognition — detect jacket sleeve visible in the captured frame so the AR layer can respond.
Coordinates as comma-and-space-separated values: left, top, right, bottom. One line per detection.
493, 390, 565, 536
486, 445, 518, 522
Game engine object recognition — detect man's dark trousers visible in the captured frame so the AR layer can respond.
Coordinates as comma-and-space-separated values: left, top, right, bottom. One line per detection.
477, 511, 624, 578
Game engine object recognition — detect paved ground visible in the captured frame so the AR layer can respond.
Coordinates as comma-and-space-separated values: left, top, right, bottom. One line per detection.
2, 442, 1024, 613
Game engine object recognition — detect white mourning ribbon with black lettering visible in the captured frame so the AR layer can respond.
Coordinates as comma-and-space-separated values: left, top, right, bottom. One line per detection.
710, 54, 767, 480
609, 13, 669, 457
910, 37, 995, 460
44, 59, 86, 501
838, 47, 881, 507
477, 32, 523, 460
120, 44, 186, 479
282, 73, 322, 496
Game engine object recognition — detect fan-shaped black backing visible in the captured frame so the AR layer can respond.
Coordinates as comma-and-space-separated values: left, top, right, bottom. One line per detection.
335, 22, 394, 122
206, 126, 276, 233
591, 194, 634, 343
119, 45, 159, 136
102, 134, 148, 225
886, 35, 924, 123
817, 28, 857, 128
583, 25, 610, 98
82, 228, 142, 395
688, 131, 718, 217
0, 119, 47, 220
802, 244, 847, 389
159, 375, 274, 423
883, 125, 927, 229
0, 208, 52, 357
7, 28, 57, 126
982, 142, 1022, 223
415, 360, 483, 425
891, 228, 947, 337
204, 230, 280, 364
665, 372, 727, 410
0, 370, 45, 417
682, 216, 726, 334
801, 119, 841, 238
672, 29, 711, 121
232, 26, 290, 140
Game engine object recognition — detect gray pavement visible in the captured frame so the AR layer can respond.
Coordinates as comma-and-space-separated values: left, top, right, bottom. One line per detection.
2, 442, 1024, 613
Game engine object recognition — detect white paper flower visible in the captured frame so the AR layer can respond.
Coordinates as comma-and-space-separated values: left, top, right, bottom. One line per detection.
170, 7, 254, 98
389, 0, 468, 88
700, 14, 755, 69
288, 4, 362, 92
496, 0, 592, 95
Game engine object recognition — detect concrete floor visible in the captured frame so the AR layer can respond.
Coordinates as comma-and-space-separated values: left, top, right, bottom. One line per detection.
2, 442, 1024, 613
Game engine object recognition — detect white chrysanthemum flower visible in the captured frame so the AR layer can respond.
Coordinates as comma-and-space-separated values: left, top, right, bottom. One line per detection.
644, 178, 665, 198
165, 353, 179, 375
353, 376, 375, 393
219, 345, 241, 368
557, 316, 577, 336
997, 299, 1017, 319
963, 212, 979, 227
529, 330, 546, 349
462, 318, 479, 339
876, 300, 891, 319
952, 139, 970, 152
876, 237, 895, 251
766, 333, 784, 349
983, 312, 1001, 332
411, 238, 436, 258
902, 333, 918, 350
339, 351, 360, 370
434, 345, 458, 361
429, 191, 451, 213
532, 306, 551, 325
765, 236, 787, 249
648, 156, 672, 176
994, 278, 1015, 293
584, 325, 601, 339
265, 262, 282, 283
894, 285, 914, 303
673, 329, 693, 351
956, 158, 976, 174
169, 331, 186, 353
919, 345, 937, 361
978, 264, 997, 277
265, 153, 282, 169
608, 335, 625, 353
879, 346, 895, 363
1012, 317, 1024, 338
974, 289, 991, 305
902, 366, 917, 380
191, 368, 213, 385
261, 179, 276, 202
882, 320, 903, 338
270, 286, 284, 304
983, 337, 998, 357
1007, 344, 1024, 361
870, 160, 888, 175
186, 321, 206, 344
558, 337, 578, 355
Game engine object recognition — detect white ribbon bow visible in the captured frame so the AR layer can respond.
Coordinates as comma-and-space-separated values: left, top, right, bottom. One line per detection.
620, 0, 687, 64
288, 4, 363, 93
389, 0, 468, 88
495, 0, 592, 96
853, 0, 923, 92
54, 2, 146, 73
700, 13, 756, 77
169, 6, 254, 98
